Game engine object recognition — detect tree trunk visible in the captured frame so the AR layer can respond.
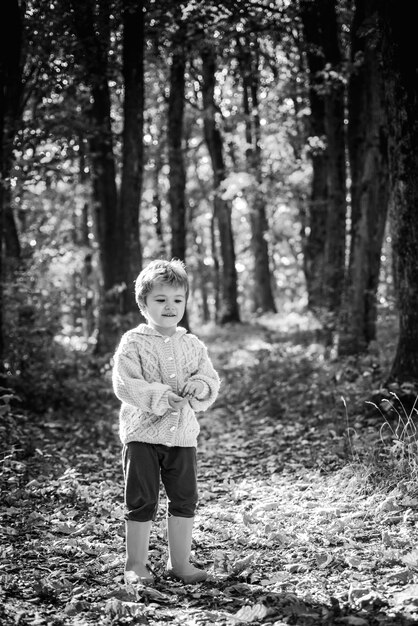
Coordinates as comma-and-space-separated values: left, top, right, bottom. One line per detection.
211, 212, 220, 317
120, 0, 144, 313
70, 0, 120, 290
168, 32, 187, 263
338, 0, 389, 355
201, 45, 240, 324
4, 192, 21, 260
89, 90, 119, 292
0, 0, 24, 365
238, 36, 276, 314
299, 0, 329, 311
167, 28, 190, 330
377, 2, 418, 382
320, 0, 347, 314
69, 0, 125, 352
196, 254, 211, 322
300, 0, 347, 320
153, 149, 167, 257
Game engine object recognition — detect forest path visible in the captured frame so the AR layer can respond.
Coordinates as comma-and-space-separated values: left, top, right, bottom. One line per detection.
1, 320, 418, 625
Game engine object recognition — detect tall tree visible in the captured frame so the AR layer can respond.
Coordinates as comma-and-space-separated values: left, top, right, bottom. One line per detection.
237, 33, 277, 314
120, 0, 144, 312
320, 0, 347, 315
68, 1, 120, 281
68, 0, 145, 349
377, 1, 418, 382
0, 0, 24, 364
168, 25, 187, 263
337, 0, 389, 355
201, 43, 240, 324
299, 0, 329, 312
69, 0, 120, 352
166, 20, 190, 330
300, 0, 347, 320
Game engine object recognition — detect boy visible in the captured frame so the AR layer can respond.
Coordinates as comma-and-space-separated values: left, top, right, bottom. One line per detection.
112, 259, 220, 586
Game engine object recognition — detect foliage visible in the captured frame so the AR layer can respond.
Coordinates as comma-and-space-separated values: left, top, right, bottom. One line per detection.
7, 0, 314, 336
3, 262, 106, 412
362, 391, 418, 490
2, 314, 418, 625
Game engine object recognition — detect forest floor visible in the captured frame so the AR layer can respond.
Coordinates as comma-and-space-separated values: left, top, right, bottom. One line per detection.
2, 310, 418, 625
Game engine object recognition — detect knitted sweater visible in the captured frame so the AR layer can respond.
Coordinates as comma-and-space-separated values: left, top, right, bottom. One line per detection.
112, 324, 220, 447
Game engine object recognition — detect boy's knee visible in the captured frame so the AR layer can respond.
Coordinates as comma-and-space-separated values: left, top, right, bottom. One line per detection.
168, 499, 197, 517
125, 502, 158, 522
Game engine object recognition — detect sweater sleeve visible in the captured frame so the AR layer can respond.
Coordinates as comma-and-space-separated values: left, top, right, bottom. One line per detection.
112, 338, 171, 416
187, 339, 221, 413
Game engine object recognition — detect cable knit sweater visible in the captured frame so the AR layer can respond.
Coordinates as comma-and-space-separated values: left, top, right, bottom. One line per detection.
112, 324, 220, 448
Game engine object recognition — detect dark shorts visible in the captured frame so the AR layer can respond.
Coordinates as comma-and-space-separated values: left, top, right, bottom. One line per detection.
123, 442, 198, 522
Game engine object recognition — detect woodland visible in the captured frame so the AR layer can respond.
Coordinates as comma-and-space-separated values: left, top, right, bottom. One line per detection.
2, 0, 418, 625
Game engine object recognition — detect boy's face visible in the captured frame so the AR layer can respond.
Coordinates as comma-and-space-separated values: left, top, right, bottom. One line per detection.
143, 282, 186, 336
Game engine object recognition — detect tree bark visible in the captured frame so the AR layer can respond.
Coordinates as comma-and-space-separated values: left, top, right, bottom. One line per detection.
120, 0, 144, 312
167, 26, 190, 330
168, 31, 187, 263
338, 0, 389, 355
299, 0, 329, 311
377, 1, 418, 382
237, 36, 276, 314
319, 0, 347, 314
153, 149, 167, 257
0, 0, 24, 364
4, 192, 21, 260
71, 1, 120, 291
201, 45, 240, 324
69, 0, 127, 352
300, 0, 347, 319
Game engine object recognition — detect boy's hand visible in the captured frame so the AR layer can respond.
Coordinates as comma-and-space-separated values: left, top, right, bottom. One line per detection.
168, 392, 188, 410
182, 380, 205, 399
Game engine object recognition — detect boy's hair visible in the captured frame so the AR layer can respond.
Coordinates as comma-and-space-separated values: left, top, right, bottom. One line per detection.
135, 258, 189, 312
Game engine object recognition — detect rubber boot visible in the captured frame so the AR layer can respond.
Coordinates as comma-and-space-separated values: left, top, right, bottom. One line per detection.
166, 515, 207, 584
124, 520, 154, 585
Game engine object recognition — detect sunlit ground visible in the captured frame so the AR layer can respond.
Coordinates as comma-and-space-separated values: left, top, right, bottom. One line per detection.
4, 305, 418, 624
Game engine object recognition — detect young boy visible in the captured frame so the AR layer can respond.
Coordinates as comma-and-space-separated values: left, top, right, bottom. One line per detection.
112, 259, 220, 586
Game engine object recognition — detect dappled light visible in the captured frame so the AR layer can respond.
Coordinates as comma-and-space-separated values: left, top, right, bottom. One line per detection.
3, 315, 418, 624
2, 0, 418, 624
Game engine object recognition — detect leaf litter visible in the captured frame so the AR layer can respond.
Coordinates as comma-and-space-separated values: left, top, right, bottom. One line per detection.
1, 320, 418, 625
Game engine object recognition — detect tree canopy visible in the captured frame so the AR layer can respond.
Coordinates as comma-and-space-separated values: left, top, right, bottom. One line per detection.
1, 0, 418, 387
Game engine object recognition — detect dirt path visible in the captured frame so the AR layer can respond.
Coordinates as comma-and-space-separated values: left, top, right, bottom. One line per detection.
1, 322, 418, 625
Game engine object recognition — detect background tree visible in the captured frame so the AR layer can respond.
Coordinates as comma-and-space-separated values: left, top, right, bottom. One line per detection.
3, 0, 418, 394
300, 0, 347, 327
201, 42, 240, 324
299, 0, 329, 313
0, 0, 25, 364
120, 0, 145, 313
377, 1, 418, 382
237, 31, 277, 315
168, 21, 187, 264
68, 0, 145, 350
337, 0, 389, 355
68, 0, 121, 351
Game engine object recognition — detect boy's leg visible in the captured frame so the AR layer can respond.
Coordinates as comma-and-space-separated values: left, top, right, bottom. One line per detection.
167, 515, 207, 583
161, 446, 207, 583
123, 442, 160, 584
125, 520, 153, 584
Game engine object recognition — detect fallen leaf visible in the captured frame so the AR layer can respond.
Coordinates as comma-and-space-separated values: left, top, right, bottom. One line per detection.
229, 603, 269, 623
